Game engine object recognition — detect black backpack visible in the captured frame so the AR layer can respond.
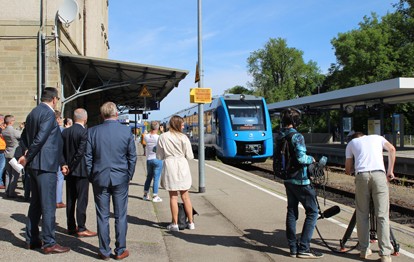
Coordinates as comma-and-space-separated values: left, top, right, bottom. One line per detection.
273, 132, 300, 179
177, 202, 199, 230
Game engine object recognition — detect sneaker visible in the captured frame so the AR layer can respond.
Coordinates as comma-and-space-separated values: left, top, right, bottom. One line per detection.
187, 222, 195, 230
360, 248, 372, 259
152, 195, 163, 202
297, 249, 324, 259
143, 194, 151, 201
167, 223, 179, 231
380, 255, 392, 262
289, 251, 297, 258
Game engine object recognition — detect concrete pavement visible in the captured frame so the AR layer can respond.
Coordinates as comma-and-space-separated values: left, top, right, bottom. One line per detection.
1, 142, 413, 261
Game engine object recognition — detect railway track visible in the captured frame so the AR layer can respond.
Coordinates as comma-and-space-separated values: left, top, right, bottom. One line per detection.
241, 163, 414, 229
327, 165, 414, 187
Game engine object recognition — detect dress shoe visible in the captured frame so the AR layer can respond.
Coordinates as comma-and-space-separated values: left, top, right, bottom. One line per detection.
98, 252, 110, 260
56, 202, 66, 208
77, 229, 97, 238
27, 240, 42, 250
67, 227, 79, 235
67, 230, 77, 236
115, 249, 129, 260
6, 194, 18, 198
42, 244, 70, 254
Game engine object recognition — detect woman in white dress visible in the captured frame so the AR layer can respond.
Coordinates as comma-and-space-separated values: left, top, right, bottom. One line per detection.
156, 115, 195, 231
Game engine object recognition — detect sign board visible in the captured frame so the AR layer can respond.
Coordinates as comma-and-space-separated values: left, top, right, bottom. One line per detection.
129, 109, 143, 114
368, 119, 381, 135
190, 88, 212, 103
195, 62, 200, 83
343, 117, 353, 132
147, 100, 160, 110
139, 85, 152, 97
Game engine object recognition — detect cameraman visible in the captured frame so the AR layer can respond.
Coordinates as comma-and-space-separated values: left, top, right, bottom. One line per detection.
345, 132, 395, 262
276, 108, 322, 259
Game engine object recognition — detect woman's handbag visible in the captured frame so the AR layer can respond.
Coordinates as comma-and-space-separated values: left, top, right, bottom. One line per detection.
177, 202, 199, 230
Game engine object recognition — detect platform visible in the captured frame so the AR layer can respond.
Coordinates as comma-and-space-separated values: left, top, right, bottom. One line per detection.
0, 142, 413, 261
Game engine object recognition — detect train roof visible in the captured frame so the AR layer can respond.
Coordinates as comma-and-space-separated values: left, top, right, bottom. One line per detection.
220, 94, 264, 100
162, 94, 265, 121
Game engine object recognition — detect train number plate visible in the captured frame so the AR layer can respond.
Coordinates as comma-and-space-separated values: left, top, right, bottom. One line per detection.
245, 144, 262, 153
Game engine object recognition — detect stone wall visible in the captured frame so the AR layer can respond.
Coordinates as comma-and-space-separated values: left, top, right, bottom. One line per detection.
0, 0, 109, 125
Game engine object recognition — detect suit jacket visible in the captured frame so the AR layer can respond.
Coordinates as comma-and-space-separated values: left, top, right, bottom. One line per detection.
2, 125, 22, 158
85, 119, 137, 187
62, 122, 88, 177
21, 103, 63, 172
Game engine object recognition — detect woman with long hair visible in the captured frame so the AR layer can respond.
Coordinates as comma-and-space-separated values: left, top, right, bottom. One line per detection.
156, 115, 195, 231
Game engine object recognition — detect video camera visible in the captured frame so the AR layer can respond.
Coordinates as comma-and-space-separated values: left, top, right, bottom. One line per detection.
308, 156, 341, 220
308, 156, 327, 182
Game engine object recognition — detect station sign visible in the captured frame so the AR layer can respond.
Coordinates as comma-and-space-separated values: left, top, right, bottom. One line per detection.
190, 88, 212, 103
129, 109, 143, 114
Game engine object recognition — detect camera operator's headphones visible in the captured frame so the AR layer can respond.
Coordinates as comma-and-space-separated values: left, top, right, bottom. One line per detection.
281, 107, 302, 128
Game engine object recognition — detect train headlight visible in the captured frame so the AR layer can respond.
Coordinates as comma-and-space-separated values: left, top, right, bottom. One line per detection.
234, 133, 239, 137
262, 132, 265, 136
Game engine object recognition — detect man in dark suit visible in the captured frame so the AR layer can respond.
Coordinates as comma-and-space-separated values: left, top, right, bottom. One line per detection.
85, 102, 137, 260
62, 108, 97, 238
18, 87, 70, 254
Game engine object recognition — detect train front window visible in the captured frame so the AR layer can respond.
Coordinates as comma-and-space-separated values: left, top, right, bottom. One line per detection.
226, 100, 265, 131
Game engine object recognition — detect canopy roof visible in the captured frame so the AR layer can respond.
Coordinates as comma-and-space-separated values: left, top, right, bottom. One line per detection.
267, 78, 414, 113
59, 52, 189, 113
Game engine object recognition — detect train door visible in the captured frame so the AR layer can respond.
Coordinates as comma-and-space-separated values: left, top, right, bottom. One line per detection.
214, 110, 221, 149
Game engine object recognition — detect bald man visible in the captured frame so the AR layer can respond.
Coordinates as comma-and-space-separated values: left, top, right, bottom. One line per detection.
62, 108, 97, 238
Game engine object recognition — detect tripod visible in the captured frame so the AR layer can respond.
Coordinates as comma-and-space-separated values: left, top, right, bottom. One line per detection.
339, 200, 400, 255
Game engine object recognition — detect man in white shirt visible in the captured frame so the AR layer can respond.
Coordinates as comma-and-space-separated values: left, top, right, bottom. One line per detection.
345, 132, 396, 262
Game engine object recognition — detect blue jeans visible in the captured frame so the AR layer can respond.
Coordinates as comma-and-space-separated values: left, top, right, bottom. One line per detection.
144, 159, 163, 195
0, 153, 5, 186
284, 183, 319, 253
56, 170, 64, 203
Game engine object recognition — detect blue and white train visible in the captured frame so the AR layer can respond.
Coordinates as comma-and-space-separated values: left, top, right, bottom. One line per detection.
162, 94, 273, 163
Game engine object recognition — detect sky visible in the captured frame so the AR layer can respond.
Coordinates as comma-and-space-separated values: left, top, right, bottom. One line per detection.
108, 0, 396, 121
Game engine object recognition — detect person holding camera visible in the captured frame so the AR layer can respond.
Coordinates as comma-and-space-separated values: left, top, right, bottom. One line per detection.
345, 132, 395, 262
275, 108, 322, 259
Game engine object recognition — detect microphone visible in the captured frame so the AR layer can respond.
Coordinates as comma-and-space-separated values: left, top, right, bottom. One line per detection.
319, 205, 340, 219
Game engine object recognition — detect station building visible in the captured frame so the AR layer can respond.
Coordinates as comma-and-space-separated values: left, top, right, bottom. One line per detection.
0, 0, 188, 126
0, 0, 108, 123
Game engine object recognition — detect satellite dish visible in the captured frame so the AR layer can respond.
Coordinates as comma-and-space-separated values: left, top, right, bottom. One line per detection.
58, 0, 79, 25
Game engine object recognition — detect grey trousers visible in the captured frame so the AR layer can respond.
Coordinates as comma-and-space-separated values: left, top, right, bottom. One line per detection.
5, 157, 20, 197
355, 170, 393, 256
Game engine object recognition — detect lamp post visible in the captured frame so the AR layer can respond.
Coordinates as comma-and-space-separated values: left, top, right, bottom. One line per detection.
197, 0, 205, 193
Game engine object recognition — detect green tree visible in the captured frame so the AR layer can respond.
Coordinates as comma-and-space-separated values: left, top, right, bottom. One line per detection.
247, 38, 324, 103
327, 1, 414, 89
329, 14, 397, 89
326, 1, 414, 134
224, 85, 254, 95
